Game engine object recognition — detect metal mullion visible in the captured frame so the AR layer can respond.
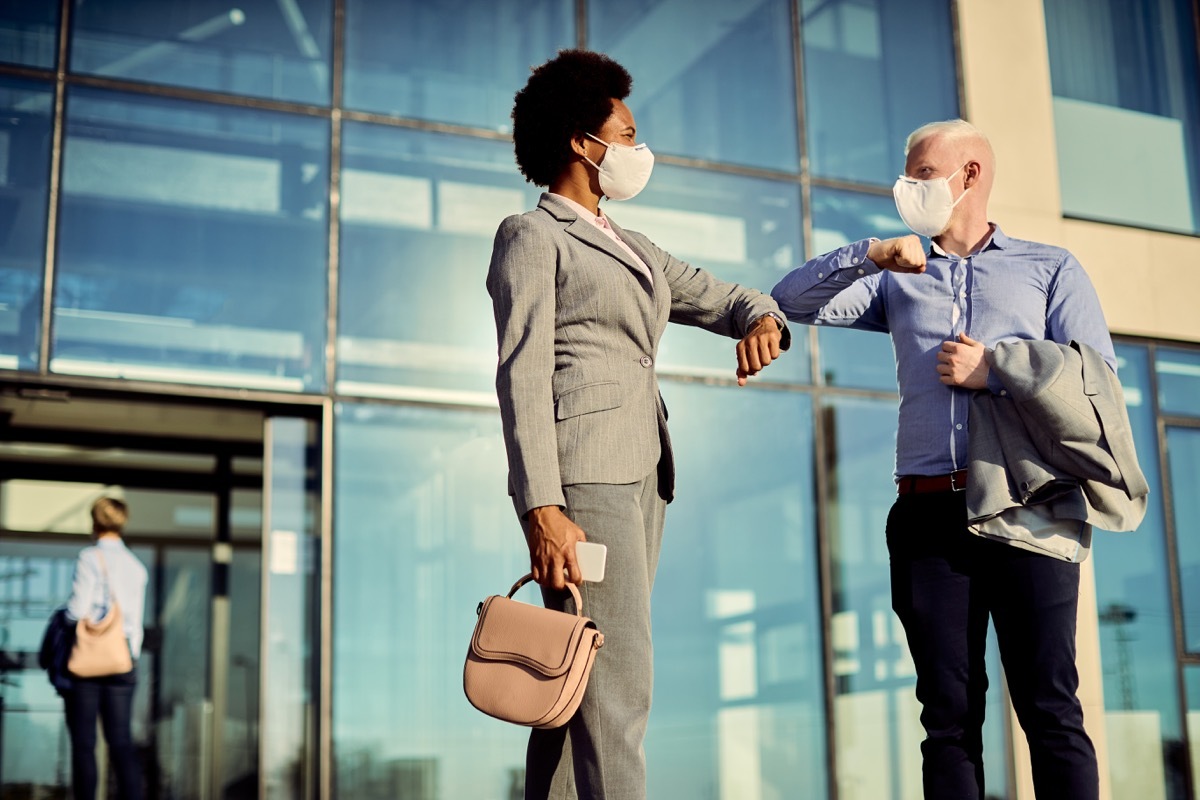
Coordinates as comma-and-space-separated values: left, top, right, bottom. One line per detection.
792, 0, 815, 260
36, 0, 72, 375
318, 1, 345, 794
339, 108, 512, 141
809, 175, 894, 198
318, 398, 335, 800
1146, 340, 1198, 799
62, 72, 334, 120
0, 63, 55, 82
949, 0, 969, 120
0, 371, 329, 408
577, 0, 588, 49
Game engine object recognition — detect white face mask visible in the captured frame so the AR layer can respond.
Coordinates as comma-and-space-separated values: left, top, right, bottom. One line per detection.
892, 163, 970, 237
583, 132, 654, 201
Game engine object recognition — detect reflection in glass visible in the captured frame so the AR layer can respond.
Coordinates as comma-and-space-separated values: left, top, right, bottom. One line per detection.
54, 88, 329, 391
336, 123, 540, 400
0, 2, 58, 68
590, 0, 799, 172
1044, 0, 1200, 234
810, 188, 908, 391
71, 0, 332, 105
620, 164, 809, 383
801, 0, 958, 185
333, 403, 527, 799
823, 396, 1008, 799
261, 416, 320, 798
651, 382, 825, 799
1092, 344, 1185, 798
1169, 427, 1200, 652
1157, 347, 1200, 417
0, 77, 52, 371
344, 0, 573, 130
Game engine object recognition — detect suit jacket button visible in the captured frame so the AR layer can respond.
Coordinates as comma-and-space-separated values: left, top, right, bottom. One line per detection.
640, 356, 653, 367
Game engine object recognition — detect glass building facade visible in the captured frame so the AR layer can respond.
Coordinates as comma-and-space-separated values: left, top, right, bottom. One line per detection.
0, 2, 1198, 799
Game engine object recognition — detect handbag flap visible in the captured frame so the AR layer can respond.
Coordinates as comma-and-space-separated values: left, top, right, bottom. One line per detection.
471, 595, 594, 678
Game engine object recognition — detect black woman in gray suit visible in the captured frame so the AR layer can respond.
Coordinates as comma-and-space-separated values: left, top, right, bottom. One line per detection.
487, 49, 790, 800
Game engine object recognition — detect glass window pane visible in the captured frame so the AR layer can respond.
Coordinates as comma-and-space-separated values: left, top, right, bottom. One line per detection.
333, 403, 527, 799
811, 188, 908, 391
1044, 0, 1200, 234
1169, 426, 1200, 652
1092, 343, 1185, 796
0, 77, 52, 372
624, 165, 810, 384
823, 396, 1009, 798
590, 0, 799, 172
336, 123, 541, 399
650, 382, 825, 798
71, 0, 332, 105
0, 2, 59, 68
802, 0, 958, 186
53, 88, 329, 392
1157, 347, 1200, 417
344, 0, 574, 130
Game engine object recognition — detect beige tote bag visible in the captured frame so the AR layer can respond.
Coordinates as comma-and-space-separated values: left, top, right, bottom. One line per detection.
67, 553, 132, 678
463, 574, 604, 729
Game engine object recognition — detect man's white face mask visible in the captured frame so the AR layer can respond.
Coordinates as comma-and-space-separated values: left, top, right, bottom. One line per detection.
583, 132, 655, 201
892, 162, 970, 237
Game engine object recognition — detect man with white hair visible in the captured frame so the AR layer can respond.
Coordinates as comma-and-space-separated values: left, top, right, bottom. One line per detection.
771, 119, 1114, 799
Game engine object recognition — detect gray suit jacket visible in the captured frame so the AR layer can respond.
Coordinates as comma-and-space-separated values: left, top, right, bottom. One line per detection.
487, 193, 790, 518
966, 339, 1149, 560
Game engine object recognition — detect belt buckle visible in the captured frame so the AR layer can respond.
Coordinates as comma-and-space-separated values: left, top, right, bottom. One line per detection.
949, 471, 965, 492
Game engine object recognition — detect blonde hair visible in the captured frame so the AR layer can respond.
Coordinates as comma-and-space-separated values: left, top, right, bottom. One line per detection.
904, 118, 994, 160
91, 497, 129, 535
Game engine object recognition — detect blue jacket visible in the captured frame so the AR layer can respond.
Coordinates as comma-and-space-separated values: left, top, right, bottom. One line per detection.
38, 607, 75, 694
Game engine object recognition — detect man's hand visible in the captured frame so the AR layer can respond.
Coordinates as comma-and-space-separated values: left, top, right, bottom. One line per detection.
736, 314, 783, 386
867, 235, 927, 274
526, 506, 587, 589
937, 332, 990, 389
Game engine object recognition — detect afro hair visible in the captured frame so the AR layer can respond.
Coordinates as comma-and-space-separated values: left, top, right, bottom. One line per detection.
511, 49, 633, 187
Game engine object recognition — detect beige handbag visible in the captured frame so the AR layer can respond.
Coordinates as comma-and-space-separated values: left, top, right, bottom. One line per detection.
463, 574, 604, 729
68, 553, 133, 678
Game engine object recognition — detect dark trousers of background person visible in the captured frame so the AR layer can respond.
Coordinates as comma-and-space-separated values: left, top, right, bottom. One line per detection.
887, 489, 1099, 800
64, 667, 143, 800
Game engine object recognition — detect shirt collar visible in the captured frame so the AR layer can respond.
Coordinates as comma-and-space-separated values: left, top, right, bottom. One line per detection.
929, 223, 1007, 258
549, 192, 608, 227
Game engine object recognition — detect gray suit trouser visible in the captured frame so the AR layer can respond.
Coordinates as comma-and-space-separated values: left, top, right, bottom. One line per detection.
519, 470, 668, 800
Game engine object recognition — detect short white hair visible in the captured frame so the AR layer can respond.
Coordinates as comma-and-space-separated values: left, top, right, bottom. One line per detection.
904, 119, 993, 158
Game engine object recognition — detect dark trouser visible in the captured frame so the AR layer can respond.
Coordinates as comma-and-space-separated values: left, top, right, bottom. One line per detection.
887, 490, 1098, 800
63, 667, 142, 800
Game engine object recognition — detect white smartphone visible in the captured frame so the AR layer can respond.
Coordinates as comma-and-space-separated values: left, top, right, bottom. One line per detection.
575, 541, 608, 583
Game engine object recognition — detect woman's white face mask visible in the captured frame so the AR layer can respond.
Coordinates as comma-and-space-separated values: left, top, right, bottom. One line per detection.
892, 162, 970, 237
583, 132, 655, 201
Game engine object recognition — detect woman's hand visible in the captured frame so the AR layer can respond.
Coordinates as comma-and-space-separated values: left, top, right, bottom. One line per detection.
526, 506, 587, 589
736, 314, 784, 386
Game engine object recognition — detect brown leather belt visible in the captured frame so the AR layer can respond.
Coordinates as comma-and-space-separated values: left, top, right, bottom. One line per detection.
897, 469, 968, 495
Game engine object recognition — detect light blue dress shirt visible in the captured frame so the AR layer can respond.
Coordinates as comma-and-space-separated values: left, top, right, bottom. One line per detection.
66, 537, 149, 659
770, 226, 1117, 479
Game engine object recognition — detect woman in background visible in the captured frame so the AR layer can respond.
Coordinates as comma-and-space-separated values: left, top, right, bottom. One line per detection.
63, 496, 148, 800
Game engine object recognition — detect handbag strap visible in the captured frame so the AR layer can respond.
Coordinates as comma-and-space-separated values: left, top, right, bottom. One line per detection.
507, 573, 584, 617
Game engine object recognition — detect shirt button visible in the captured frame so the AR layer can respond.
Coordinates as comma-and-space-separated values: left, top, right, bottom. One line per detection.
639, 356, 652, 368
1000, 389, 1007, 396
955, 423, 963, 430
857, 269, 865, 275
817, 272, 824, 278
851, 258, 860, 265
